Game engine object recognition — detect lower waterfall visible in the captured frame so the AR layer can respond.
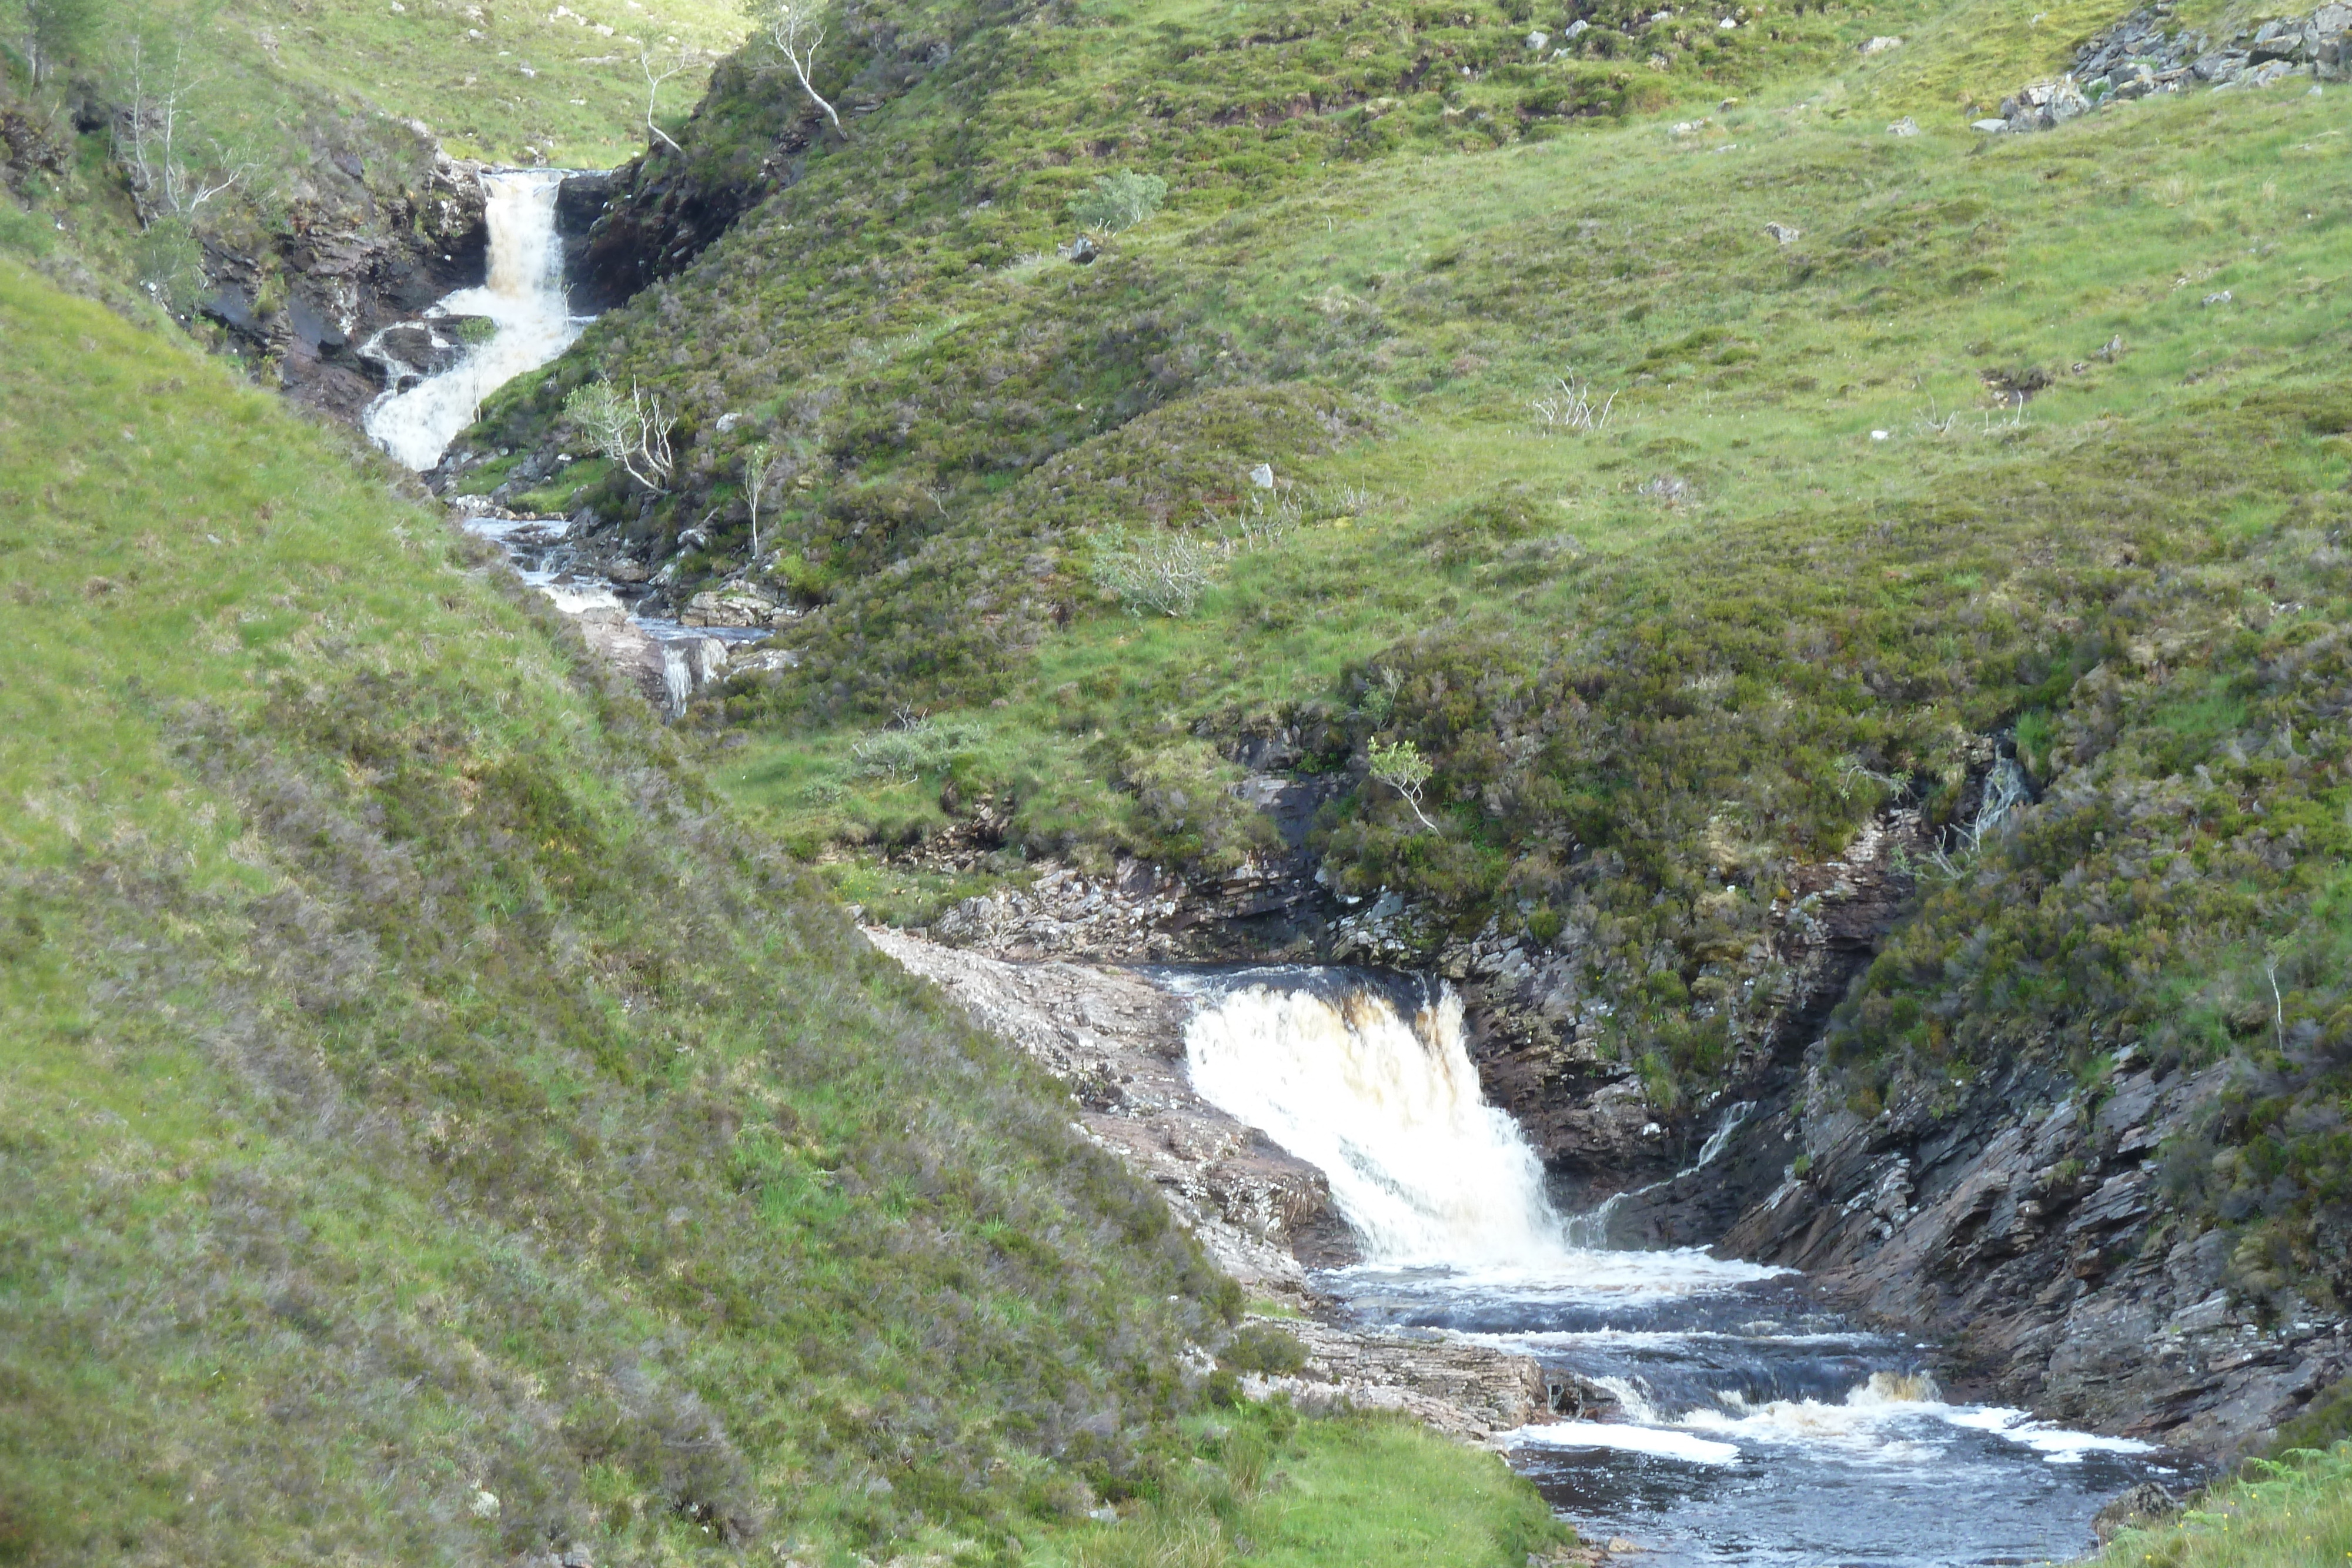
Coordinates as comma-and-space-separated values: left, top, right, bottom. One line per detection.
1181, 975, 1567, 1266
1171, 967, 2178, 1566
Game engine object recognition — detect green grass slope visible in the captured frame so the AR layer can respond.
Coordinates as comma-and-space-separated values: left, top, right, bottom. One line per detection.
9, 0, 745, 170
0, 255, 1570, 1567
460, 0, 2352, 1319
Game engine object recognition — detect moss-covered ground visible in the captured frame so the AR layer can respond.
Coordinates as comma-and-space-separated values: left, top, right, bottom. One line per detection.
0, 252, 1569, 1564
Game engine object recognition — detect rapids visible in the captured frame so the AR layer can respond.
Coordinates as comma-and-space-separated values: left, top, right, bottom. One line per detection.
1175, 968, 2183, 1566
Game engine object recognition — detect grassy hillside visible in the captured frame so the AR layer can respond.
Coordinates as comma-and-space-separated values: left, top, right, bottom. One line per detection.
446, 0, 2352, 1320
0, 254, 1568, 1566
6, 0, 745, 169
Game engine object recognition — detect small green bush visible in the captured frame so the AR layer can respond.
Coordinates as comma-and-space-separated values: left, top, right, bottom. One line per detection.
1069, 169, 1168, 233
1218, 1322, 1308, 1377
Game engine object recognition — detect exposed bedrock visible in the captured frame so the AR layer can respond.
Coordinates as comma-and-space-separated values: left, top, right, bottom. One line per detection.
200, 150, 490, 424
1687, 1055, 2352, 1459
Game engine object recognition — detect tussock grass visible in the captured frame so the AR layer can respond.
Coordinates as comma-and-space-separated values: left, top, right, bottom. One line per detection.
2092, 1444, 2352, 1568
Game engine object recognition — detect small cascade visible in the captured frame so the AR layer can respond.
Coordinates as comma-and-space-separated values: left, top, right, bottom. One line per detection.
1179, 974, 1568, 1266
363, 169, 583, 470
1563, 1098, 1755, 1250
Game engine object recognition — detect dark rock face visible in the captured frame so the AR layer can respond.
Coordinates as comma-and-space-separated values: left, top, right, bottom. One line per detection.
199, 153, 489, 423
1671, 1052, 2352, 1459
563, 20, 968, 313
1450, 806, 1936, 1206
566, 62, 815, 313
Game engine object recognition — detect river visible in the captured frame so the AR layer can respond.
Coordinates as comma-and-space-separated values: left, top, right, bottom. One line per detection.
1172, 969, 2182, 1566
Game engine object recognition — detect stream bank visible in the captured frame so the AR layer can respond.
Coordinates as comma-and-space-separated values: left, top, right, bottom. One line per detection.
867, 930, 2190, 1562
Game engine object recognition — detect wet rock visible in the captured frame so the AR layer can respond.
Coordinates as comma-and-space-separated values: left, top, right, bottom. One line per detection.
200, 147, 489, 424
1708, 1054, 2352, 1458
863, 928, 1357, 1292
2092, 1482, 2181, 1542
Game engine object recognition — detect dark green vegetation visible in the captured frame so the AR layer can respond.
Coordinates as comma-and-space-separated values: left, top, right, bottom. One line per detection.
462, 0, 2352, 1324
0, 259, 1566, 1565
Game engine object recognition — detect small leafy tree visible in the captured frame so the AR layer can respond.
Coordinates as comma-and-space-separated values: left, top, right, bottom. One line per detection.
740, 440, 784, 559
754, 0, 842, 136
1367, 737, 1438, 831
1068, 169, 1167, 233
565, 379, 676, 493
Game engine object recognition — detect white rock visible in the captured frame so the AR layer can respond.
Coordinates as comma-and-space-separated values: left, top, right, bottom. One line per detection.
1250, 463, 1275, 489
1858, 34, 1902, 54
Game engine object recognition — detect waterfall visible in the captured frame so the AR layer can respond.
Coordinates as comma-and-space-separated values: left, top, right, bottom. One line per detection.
363, 169, 583, 471
1180, 975, 1571, 1266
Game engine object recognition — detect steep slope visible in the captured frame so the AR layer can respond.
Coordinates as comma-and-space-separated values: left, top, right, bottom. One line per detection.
440, 0, 2352, 1455
0, 255, 1579, 1567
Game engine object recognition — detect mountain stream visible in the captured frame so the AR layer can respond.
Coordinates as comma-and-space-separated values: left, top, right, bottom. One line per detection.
360, 166, 771, 713
1174, 969, 2182, 1566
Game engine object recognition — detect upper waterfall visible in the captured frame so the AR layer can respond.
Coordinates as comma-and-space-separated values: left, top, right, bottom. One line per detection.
1179, 974, 1571, 1267
363, 169, 584, 471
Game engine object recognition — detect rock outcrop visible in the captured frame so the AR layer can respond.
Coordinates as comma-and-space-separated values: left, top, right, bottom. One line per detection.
863, 928, 1357, 1295
1234, 1313, 1557, 1444
201, 149, 489, 423
1975, 1, 2349, 133
1635, 1051, 2352, 1458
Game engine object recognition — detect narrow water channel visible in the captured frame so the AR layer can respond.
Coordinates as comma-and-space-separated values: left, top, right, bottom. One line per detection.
1171, 968, 2183, 1566
360, 165, 771, 714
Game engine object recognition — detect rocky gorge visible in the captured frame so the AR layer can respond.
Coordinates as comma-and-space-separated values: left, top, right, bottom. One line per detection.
878, 740, 2344, 1465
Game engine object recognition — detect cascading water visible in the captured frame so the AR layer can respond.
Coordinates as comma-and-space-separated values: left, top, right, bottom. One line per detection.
1181, 977, 1566, 1266
363, 169, 582, 471
1175, 969, 2181, 1565
359, 172, 771, 716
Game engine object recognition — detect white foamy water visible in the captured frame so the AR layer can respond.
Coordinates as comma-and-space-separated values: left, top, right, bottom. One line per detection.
1181, 978, 1569, 1266
364, 169, 584, 470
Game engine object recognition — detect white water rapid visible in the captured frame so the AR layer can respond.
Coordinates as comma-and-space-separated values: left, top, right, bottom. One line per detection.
1172, 967, 2180, 1565
363, 169, 583, 470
